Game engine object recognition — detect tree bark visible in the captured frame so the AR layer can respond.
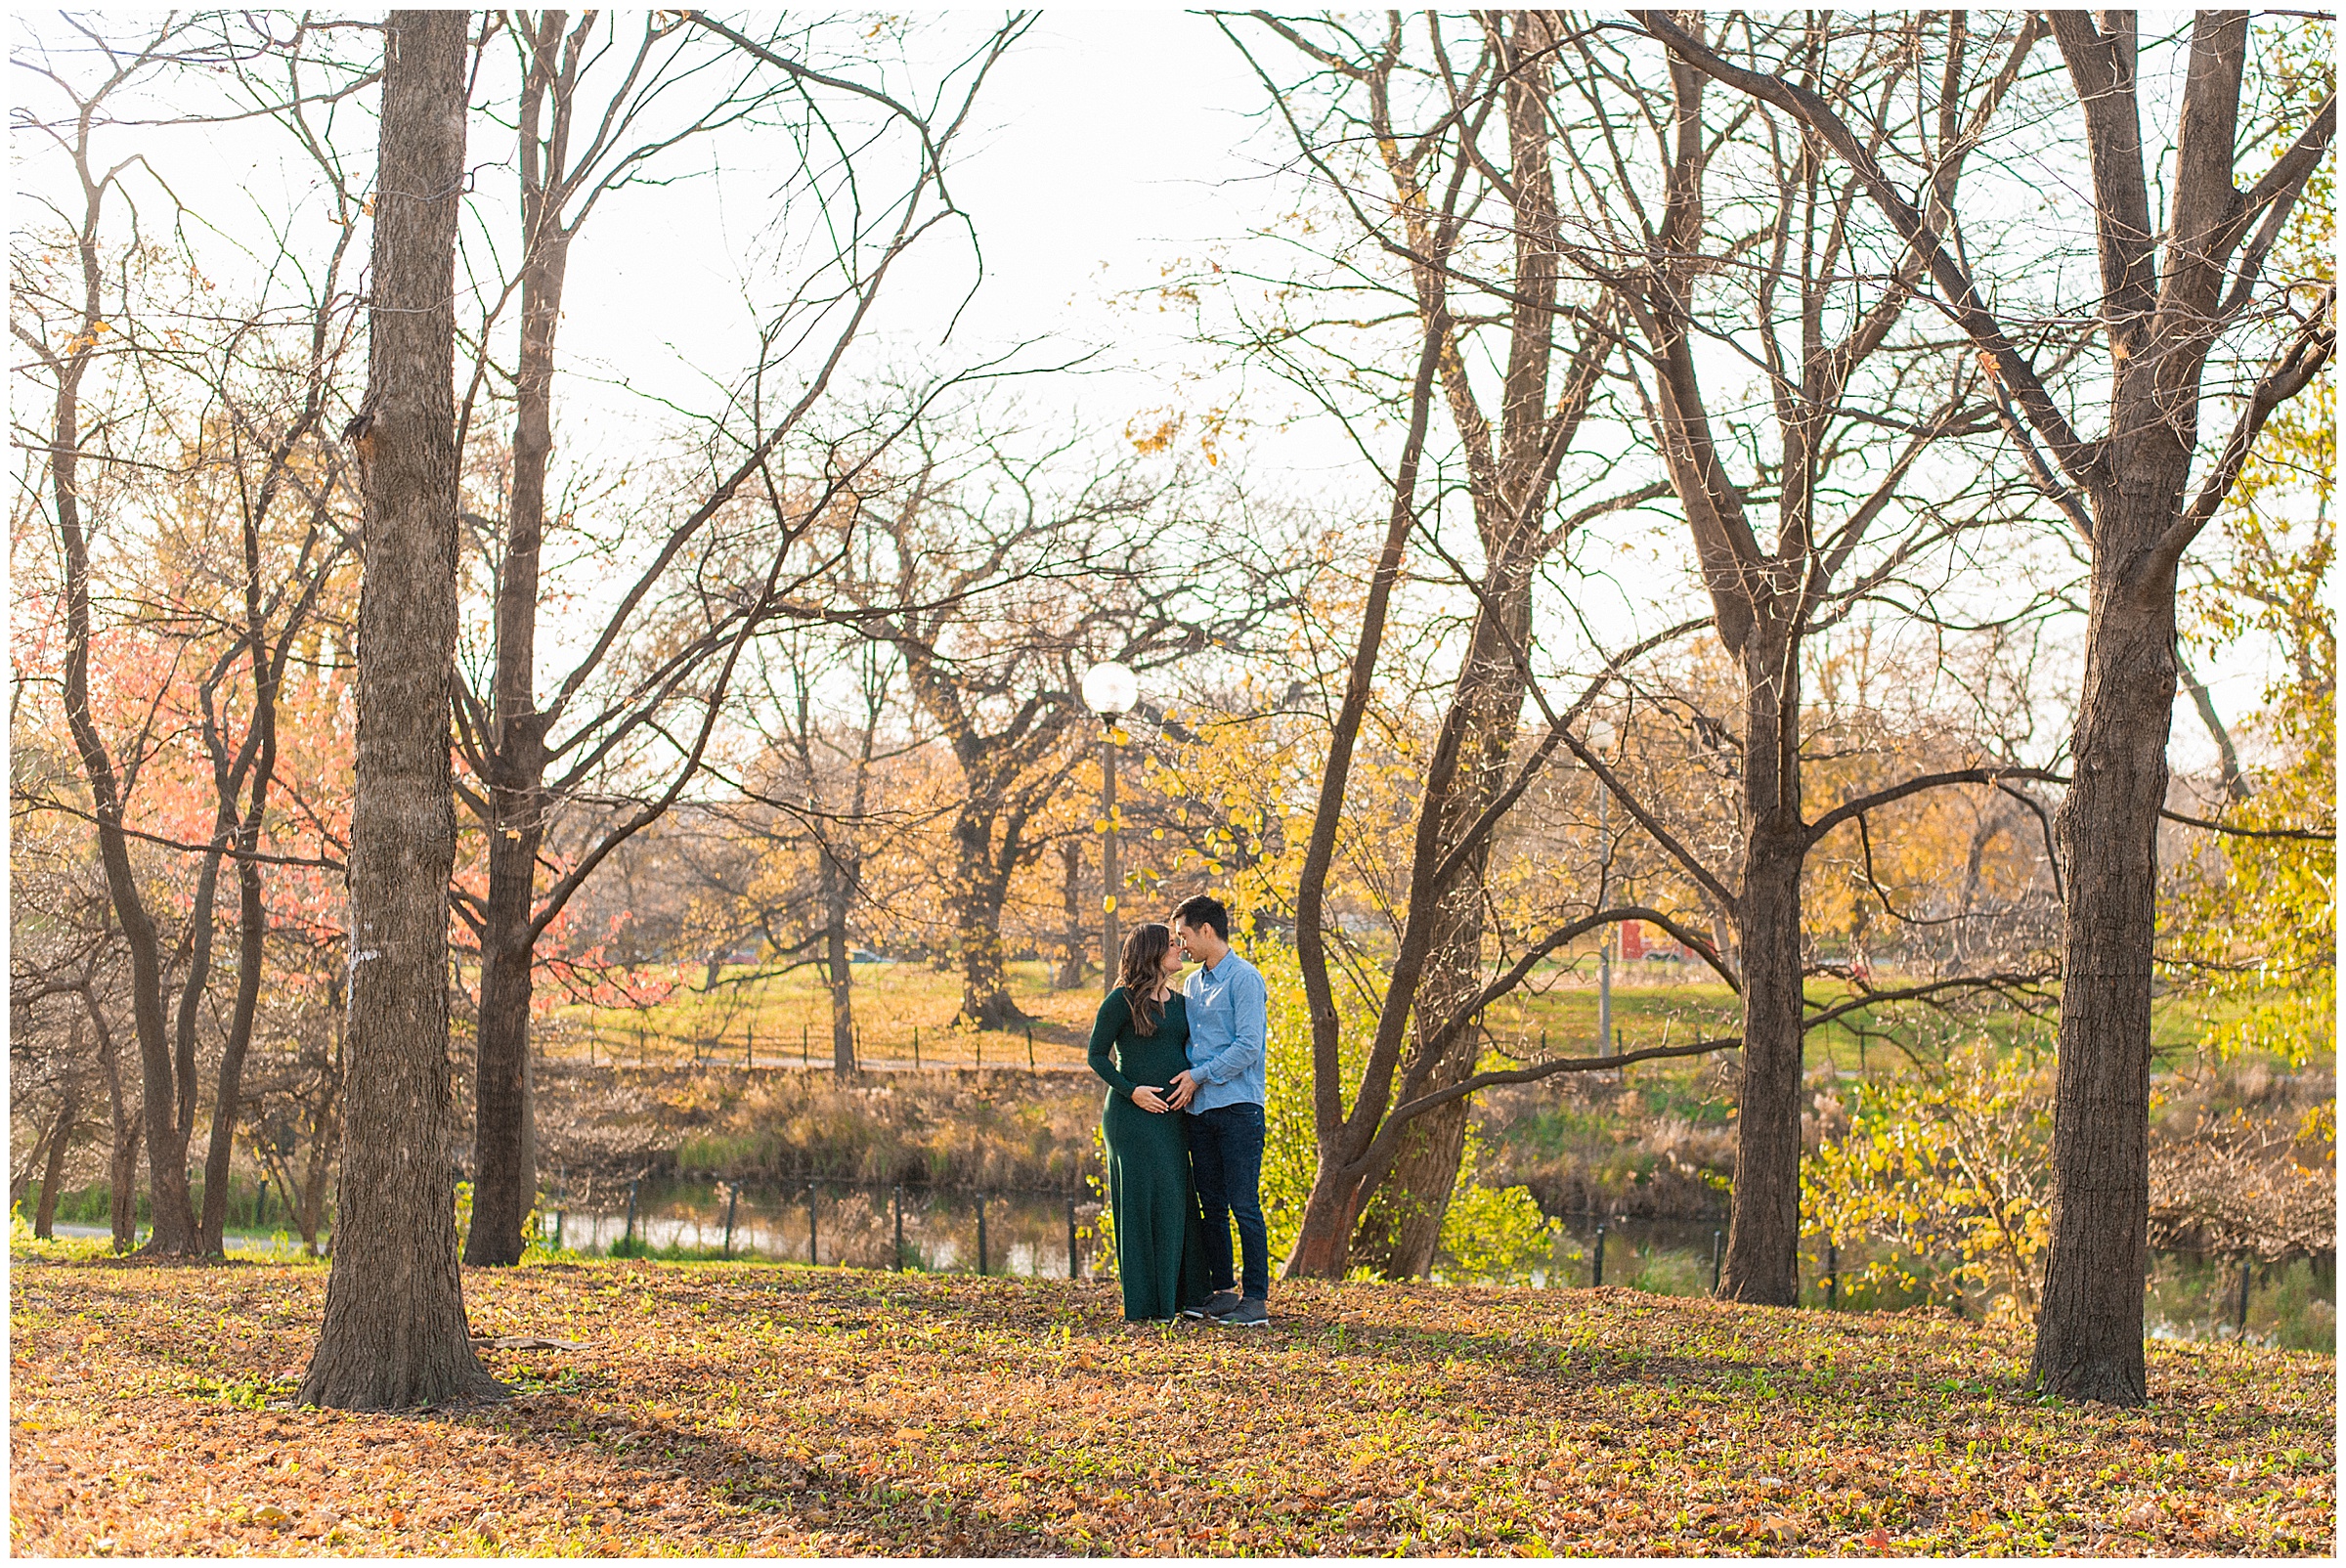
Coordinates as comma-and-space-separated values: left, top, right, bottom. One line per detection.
86, 996, 142, 1251
302, 8, 500, 1411
2032, 543, 2176, 1402
464, 22, 578, 1263
1352, 559, 1538, 1276
951, 806, 1023, 1029
1719, 622, 1805, 1304
820, 840, 856, 1073
1351, 15, 1559, 1276
32, 1074, 79, 1240
2025, 9, 2295, 1406
1055, 841, 1088, 987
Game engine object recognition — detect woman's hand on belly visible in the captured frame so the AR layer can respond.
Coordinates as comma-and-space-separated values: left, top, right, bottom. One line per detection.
1129, 1085, 1170, 1113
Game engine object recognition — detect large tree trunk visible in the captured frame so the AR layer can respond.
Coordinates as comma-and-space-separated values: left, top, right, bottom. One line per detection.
951, 807, 1023, 1029
2025, 13, 2267, 1406
2030, 559, 2174, 1402
302, 9, 500, 1411
1341, 14, 1566, 1278
1352, 568, 1536, 1278
1719, 622, 1805, 1304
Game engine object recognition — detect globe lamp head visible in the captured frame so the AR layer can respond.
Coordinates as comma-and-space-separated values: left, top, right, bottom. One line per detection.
1081, 661, 1139, 718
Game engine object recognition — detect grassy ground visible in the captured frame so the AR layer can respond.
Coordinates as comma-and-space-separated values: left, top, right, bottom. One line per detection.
1478, 970, 2261, 1076
558, 955, 2283, 1082
11, 1245, 2333, 1556
554, 960, 1106, 1073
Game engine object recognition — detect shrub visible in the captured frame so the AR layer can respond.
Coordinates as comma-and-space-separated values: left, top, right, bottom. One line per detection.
1802, 1041, 2052, 1324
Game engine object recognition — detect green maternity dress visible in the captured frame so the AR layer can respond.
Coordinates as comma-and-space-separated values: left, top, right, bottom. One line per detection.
1088, 986, 1209, 1321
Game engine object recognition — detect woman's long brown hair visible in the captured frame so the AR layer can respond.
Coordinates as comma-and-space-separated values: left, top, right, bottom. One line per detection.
1118, 923, 1174, 1035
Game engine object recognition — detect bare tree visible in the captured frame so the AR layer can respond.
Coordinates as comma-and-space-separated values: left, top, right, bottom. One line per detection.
818, 410, 1276, 1028
1639, 2, 2334, 1404
8, 854, 148, 1247
452, 11, 1032, 1266
1224, 13, 1654, 1276
16, 17, 293, 1256
1219, 13, 1720, 1278
14, 12, 370, 1258
1533, 12, 2056, 1303
752, 632, 914, 1072
300, 9, 500, 1411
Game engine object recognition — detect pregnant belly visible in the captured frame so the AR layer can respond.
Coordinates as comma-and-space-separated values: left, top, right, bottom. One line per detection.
1105, 1094, 1188, 1150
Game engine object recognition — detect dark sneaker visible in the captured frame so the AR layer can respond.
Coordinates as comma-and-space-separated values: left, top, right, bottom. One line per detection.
1215, 1295, 1270, 1328
1185, 1289, 1241, 1321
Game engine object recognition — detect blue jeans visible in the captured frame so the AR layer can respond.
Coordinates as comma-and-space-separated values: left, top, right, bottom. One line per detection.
1187, 1102, 1269, 1299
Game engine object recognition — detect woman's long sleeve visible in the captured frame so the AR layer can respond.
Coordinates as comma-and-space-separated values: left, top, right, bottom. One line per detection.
1087, 989, 1137, 1099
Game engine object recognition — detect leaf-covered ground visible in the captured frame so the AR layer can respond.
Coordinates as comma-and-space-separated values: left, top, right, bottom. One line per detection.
10, 1251, 2334, 1556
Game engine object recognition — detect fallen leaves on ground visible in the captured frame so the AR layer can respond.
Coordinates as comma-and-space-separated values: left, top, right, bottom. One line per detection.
9, 1252, 2334, 1556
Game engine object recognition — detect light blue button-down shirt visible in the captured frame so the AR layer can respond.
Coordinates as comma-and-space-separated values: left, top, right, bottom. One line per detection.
1182, 948, 1268, 1112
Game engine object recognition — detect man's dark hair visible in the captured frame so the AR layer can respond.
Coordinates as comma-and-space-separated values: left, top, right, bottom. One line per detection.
1172, 894, 1230, 942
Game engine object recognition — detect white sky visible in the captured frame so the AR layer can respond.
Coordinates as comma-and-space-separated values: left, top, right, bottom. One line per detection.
12, 8, 2304, 778
532, 11, 1379, 502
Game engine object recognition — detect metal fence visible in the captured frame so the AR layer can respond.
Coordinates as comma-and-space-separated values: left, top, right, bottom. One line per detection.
559, 1018, 1097, 1074
543, 1175, 1105, 1280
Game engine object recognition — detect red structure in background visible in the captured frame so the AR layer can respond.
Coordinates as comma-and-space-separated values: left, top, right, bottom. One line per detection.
1620, 920, 1685, 963
1621, 920, 1646, 960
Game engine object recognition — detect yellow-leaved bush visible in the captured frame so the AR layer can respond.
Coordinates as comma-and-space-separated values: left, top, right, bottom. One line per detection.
1802, 1042, 2054, 1324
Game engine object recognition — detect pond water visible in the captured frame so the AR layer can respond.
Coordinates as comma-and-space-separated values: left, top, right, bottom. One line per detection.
1509, 1219, 2333, 1354
543, 1180, 2334, 1353
543, 1179, 1091, 1278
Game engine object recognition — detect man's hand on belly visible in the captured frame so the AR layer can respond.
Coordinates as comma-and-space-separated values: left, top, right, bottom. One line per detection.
1167, 1070, 1199, 1110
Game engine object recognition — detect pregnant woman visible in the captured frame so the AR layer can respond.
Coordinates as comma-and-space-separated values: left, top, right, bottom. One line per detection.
1087, 923, 1207, 1322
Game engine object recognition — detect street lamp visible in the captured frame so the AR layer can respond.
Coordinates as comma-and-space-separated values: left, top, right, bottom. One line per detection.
1081, 662, 1139, 992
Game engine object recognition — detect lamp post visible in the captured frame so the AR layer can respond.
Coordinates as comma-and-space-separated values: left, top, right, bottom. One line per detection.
1596, 786, 1612, 1060
1081, 661, 1139, 992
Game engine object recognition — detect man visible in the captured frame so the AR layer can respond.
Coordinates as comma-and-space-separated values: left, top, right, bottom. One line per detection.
1165, 894, 1271, 1328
